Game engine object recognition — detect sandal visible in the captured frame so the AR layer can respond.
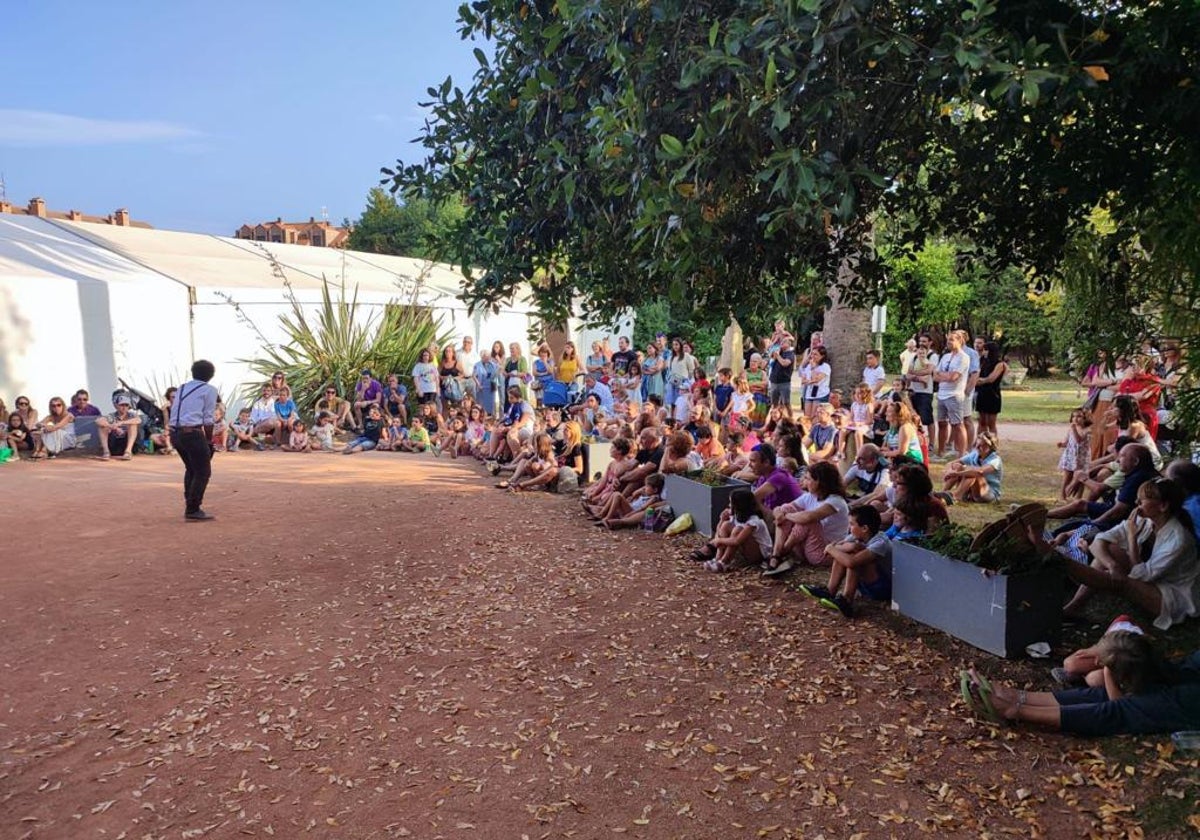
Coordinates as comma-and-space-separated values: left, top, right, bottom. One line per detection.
689, 544, 717, 562
495, 481, 510, 489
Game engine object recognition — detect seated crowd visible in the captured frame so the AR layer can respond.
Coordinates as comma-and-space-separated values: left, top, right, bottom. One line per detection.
3, 330, 1196, 737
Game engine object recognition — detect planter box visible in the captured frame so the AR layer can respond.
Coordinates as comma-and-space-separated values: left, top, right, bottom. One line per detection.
582, 440, 613, 485
891, 541, 1063, 658
663, 473, 750, 537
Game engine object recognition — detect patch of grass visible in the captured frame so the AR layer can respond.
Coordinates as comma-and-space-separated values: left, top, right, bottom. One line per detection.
927, 439, 1061, 532
1002, 377, 1087, 423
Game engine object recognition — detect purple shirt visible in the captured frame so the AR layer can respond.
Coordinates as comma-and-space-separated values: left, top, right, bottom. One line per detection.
755, 468, 801, 510
68, 404, 102, 417
356, 378, 382, 403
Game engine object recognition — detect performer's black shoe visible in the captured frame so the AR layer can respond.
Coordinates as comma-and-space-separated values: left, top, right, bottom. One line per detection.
185, 510, 215, 521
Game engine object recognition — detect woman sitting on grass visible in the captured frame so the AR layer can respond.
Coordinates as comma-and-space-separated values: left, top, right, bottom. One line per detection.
959, 635, 1200, 736
1046, 475, 1198, 630
940, 432, 1003, 502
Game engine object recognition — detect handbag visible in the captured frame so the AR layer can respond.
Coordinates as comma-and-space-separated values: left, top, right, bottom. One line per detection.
442, 377, 464, 402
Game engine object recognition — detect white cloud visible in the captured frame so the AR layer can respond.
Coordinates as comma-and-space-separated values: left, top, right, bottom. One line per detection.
0, 109, 199, 147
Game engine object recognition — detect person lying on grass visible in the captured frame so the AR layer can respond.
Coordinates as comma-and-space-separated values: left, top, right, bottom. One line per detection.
591, 473, 666, 529
959, 635, 1200, 736
799, 505, 890, 618
693, 489, 773, 573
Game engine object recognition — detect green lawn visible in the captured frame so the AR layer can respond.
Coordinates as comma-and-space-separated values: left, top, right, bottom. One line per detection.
1001, 375, 1085, 423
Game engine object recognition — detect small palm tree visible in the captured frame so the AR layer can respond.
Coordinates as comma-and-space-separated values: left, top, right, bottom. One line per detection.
242, 276, 451, 414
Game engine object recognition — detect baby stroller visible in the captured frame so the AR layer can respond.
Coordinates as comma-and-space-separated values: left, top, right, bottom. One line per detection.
541, 379, 571, 409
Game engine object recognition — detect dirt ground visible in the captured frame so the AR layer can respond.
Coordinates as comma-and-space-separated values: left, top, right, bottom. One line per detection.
0, 445, 1188, 839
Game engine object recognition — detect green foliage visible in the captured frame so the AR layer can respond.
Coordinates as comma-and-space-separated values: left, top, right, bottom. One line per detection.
916, 524, 1058, 576
346, 187, 466, 261
240, 278, 451, 414
632, 299, 723, 363
387, 0, 1111, 327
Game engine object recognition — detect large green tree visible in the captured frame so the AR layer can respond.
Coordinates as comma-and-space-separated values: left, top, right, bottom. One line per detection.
347, 187, 466, 260
388, 0, 1198, 400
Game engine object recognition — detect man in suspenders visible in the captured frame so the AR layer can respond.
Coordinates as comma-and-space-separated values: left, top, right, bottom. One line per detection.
170, 360, 219, 521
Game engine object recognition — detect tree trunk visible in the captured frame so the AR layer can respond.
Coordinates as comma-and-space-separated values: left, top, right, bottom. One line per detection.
822, 265, 873, 399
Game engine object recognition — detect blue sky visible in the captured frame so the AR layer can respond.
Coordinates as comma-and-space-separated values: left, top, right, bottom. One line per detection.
1, 1, 480, 234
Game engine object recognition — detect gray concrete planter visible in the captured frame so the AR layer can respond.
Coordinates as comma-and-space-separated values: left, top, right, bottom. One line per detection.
663, 473, 751, 537
582, 440, 613, 485
891, 542, 1063, 658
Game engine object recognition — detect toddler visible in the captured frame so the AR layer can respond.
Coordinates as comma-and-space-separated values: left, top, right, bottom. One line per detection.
1057, 408, 1092, 498
283, 420, 311, 452
312, 412, 341, 452
211, 404, 228, 451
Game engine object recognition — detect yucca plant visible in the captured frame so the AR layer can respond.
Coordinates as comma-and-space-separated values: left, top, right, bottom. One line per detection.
241, 276, 451, 414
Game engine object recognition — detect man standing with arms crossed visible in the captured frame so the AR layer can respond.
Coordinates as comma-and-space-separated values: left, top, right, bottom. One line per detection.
171, 360, 219, 521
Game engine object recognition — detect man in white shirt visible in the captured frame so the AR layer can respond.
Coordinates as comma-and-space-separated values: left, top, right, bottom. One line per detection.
861, 350, 887, 398
170, 359, 220, 521
458, 336, 479, 400
960, 330, 982, 447
933, 332, 970, 459
248, 384, 279, 448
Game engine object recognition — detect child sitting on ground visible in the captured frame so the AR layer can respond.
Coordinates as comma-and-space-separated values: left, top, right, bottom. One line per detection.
311, 412, 340, 452
229, 408, 255, 452
399, 420, 430, 453
701, 489, 773, 573
592, 473, 666, 529
282, 420, 311, 452
343, 404, 384, 454
800, 505, 890, 618
376, 415, 404, 451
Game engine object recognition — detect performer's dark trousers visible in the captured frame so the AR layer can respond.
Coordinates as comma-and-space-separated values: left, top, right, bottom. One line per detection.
171, 430, 212, 513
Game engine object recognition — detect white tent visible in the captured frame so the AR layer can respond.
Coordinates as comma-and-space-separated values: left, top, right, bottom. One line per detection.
0, 216, 539, 410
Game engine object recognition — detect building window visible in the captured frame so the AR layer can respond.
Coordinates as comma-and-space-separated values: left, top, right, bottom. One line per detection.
312, 233, 324, 247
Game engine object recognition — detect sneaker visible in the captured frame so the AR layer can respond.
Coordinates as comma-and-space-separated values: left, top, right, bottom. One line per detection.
254, 440, 266, 452
799, 584, 833, 601
762, 559, 794, 577
818, 594, 854, 618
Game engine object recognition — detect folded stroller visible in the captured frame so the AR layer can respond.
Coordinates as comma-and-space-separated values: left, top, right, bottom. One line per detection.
115, 379, 166, 428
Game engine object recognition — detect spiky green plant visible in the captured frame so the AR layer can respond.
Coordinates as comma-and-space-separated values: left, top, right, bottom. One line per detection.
240, 276, 451, 414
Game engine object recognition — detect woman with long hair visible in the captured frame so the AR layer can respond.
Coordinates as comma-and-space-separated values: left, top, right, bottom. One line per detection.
1053, 477, 1198, 629
975, 341, 1007, 440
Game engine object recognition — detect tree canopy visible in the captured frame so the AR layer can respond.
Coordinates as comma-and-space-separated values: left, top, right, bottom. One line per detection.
346, 187, 466, 261
387, 0, 1195, 338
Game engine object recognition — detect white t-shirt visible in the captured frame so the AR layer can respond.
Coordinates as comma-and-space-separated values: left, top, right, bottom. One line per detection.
936, 351, 970, 401
1101, 516, 1199, 630
844, 463, 890, 495
862, 364, 887, 394
908, 353, 938, 395
458, 347, 479, 377
413, 362, 438, 395
817, 494, 851, 544
803, 363, 831, 401
737, 515, 774, 557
